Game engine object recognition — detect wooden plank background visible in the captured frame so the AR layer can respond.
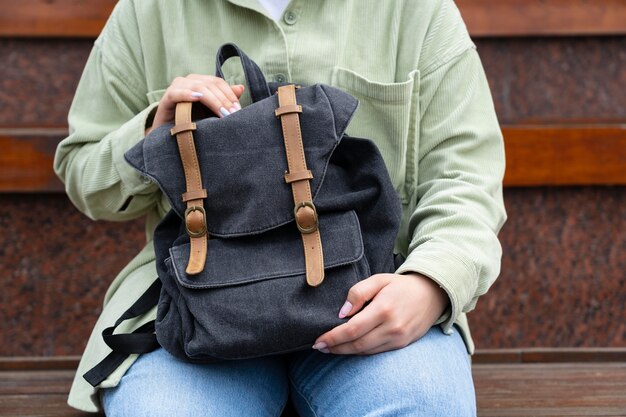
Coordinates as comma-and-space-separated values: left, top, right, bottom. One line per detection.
502, 125, 626, 186
0, 0, 118, 38
0, 1, 624, 192
0, 0, 625, 38
456, 0, 626, 37
2, 125, 625, 192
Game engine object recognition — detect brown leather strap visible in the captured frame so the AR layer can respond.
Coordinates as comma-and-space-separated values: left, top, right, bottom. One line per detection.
171, 102, 208, 275
182, 189, 208, 203
276, 85, 325, 287
170, 122, 197, 136
274, 104, 302, 117
284, 170, 313, 184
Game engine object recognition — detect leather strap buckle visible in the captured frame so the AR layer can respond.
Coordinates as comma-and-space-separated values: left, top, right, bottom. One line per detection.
294, 201, 318, 234
184, 206, 207, 238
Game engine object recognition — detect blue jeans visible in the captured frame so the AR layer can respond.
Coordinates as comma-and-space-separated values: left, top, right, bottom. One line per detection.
101, 326, 476, 416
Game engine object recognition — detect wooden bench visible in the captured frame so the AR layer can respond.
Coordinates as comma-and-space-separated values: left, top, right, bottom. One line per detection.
1, 2, 624, 416
2, 350, 626, 416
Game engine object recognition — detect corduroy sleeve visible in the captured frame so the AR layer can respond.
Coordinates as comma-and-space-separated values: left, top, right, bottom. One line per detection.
395, 2, 507, 333
54, 0, 160, 221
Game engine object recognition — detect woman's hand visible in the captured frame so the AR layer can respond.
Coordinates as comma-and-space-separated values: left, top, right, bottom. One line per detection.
312, 273, 449, 355
146, 74, 245, 135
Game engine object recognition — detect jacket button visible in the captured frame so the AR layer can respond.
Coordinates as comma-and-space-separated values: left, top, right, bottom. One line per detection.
275, 73, 287, 83
283, 10, 298, 25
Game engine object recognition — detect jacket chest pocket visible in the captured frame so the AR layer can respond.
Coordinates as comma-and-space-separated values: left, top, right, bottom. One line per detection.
330, 67, 420, 203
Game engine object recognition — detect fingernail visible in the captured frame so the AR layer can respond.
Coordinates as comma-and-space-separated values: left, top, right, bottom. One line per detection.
220, 107, 231, 117
318, 348, 330, 354
229, 106, 238, 113
338, 301, 352, 319
312, 342, 327, 350
190, 92, 203, 98
233, 101, 241, 110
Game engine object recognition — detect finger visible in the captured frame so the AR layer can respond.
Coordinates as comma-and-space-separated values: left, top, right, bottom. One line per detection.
205, 83, 237, 115
332, 317, 418, 355
151, 88, 205, 128
166, 88, 205, 103
194, 85, 233, 118
183, 75, 236, 113
314, 302, 385, 349
338, 274, 394, 319
231, 84, 245, 99
359, 341, 401, 355
212, 79, 242, 108
187, 74, 244, 103
208, 81, 245, 113
326, 324, 389, 355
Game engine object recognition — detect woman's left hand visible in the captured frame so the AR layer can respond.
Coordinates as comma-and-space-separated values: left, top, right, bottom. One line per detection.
312, 273, 449, 355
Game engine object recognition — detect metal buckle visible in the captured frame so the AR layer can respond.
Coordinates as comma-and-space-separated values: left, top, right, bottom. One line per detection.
294, 201, 318, 234
184, 206, 207, 238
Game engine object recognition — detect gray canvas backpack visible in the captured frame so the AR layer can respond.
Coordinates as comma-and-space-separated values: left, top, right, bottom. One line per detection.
85, 43, 402, 386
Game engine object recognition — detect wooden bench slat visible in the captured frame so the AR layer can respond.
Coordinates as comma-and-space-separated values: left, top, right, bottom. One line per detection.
474, 363, 626, 416
503, 125, 626, 186
2, 0, 625, 38
474, 347, 626, 364
0, 370, 73, 395
3, 348, 626, 370
0, 0, 117, 38
2, 362, 625, 417
0, 394, 99, 417
457, 0, 626, 37
1, 125, 624, 192
0, 130, 65, 192
0, 357, 80, 372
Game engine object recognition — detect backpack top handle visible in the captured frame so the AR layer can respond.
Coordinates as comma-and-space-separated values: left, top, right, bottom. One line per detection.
215, 43, 272, 103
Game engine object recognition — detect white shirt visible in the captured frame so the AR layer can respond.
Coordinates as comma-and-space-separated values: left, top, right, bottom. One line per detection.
257, 0, 291, 21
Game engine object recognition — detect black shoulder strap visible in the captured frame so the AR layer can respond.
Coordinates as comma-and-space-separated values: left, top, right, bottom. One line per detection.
83, 279, 162, 387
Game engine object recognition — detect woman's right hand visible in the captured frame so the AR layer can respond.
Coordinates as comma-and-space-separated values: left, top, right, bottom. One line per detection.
146, 74, 245, 135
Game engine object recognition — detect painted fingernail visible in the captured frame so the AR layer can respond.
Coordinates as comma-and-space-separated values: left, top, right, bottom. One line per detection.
312, 342, 327, 350
220, 107, 231, 117
229, 106, 238, 113
233, 101, 241, 110
338, 301, 352, 319
190, 92, 204, 98
318, 348, 330, 354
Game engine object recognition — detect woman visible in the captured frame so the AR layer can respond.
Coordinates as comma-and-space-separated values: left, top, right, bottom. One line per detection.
54, 0, 506, 415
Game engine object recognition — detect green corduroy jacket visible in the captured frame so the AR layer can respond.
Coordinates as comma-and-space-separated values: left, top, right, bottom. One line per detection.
54, 0, 507, 411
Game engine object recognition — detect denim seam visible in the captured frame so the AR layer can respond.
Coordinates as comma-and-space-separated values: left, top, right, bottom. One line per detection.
274, 400, 289, 417
287, 375, 319, 417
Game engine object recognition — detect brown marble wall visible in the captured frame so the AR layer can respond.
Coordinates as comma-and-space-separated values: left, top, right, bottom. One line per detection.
470, 187, 626, 349
475, 37, 626, 124
0, 36, 624, 355
0, 194, 145, 356
0, 188, 624, 356
0, 39, 92, 128
1, 37, 625, 127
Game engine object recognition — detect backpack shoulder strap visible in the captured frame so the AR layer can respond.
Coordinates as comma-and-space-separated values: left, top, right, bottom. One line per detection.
83, 279, 161, 387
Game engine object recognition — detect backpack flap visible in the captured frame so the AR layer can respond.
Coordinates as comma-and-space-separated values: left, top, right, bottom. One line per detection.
124, 83, 359, 237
